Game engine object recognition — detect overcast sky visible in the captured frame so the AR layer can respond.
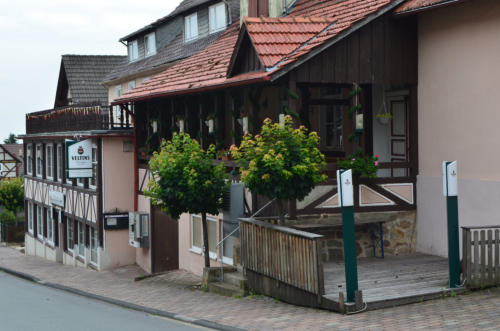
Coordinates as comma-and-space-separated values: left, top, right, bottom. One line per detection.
0, 0, 182, 140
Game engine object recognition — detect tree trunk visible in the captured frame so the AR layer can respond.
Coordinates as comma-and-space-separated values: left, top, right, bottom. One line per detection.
277, 199, 285, 225
201, 212, 210, 268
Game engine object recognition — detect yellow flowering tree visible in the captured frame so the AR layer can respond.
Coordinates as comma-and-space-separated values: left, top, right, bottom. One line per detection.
145, 133, 229, 268
231, 116, 327, 224
0, 177, 24, 225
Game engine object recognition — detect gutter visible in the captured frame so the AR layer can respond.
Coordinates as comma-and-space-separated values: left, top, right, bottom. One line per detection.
393, 0, 468, 16
112, 74, 271, 105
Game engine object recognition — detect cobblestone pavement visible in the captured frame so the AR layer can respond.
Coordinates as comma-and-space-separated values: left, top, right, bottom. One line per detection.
1, 246, 499, 331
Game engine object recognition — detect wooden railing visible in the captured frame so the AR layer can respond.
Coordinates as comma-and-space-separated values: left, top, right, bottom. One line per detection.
26, 105, 133, 134
240, 218, 325, 296
462, 225, 500, 289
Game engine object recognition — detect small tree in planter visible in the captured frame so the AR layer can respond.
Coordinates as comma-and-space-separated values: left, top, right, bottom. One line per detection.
0, 177, 24, 226
145, 133, 229, 268
231, 116, 327, 225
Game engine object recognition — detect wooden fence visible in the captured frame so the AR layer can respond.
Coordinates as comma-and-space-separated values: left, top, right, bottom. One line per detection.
240, 218, 324, 296
462, 225, 500, 288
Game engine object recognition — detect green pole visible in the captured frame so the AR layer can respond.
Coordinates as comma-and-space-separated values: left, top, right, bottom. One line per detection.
342, 205, 358, 302
338, 169, 359, 303
447, 196, 461, 288
444, 161, 460, 288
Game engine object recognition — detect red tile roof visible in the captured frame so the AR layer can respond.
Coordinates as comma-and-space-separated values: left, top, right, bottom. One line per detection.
115, 0, 400, 103
395, 0, 468, 14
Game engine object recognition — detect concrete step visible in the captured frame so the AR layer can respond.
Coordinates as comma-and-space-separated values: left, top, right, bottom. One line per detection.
222, 271, 247, 290
208, 281, 246, 297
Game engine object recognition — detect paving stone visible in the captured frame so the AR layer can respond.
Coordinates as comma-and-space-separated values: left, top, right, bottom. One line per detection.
0, 246, 499, 330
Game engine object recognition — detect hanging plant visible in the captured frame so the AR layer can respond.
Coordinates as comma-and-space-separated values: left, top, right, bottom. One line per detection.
376, 96, 392, 125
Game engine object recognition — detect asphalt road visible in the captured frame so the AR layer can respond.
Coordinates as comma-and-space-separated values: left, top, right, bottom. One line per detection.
0, 272, 211, 331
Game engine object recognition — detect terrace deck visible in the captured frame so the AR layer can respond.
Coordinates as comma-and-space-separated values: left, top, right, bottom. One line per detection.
322, 253, 464, 311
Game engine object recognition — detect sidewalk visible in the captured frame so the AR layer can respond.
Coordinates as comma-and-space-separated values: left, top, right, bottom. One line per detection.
1, 246, 499, 331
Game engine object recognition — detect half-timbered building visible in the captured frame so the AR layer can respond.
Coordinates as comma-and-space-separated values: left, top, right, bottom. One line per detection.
0, 144, 23, 179
22, 55, 138, 271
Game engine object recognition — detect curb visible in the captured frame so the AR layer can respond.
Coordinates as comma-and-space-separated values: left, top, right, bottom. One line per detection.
0, 265, 245, 331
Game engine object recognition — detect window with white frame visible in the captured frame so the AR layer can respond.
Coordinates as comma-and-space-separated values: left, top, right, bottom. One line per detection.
77, 177, 85, 188
90, 227, 98, 264
191, 215, 217, 259
56, 144, 63, 182
28, 201, 34, 234
78, 222, 85, 257
26, 144, 33, 175
184, 13, 198, 42
67, 219, 74, 252
209, 2, 227, 34
45, 144, 53, 180
35, 144, 43, 177
46, 208, 54, 245
89, 144, 98, 189
144, 32, 156, 57
36, 205, 43, 239
128, 40, 139, 62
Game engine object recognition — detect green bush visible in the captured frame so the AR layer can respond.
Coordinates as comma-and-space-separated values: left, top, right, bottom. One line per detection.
0, 210, 16, 224
337, 149, 379, 178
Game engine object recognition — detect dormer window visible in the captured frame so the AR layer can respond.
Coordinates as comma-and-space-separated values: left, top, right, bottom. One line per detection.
144, 32, 156, 57
128, 40, 139, 62
209, 2, 227, 34
185, 13, 198, 42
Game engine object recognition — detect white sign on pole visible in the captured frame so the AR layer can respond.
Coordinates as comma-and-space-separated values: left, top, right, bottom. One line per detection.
66, 139, 93, 178
442, 161, 458, 197
336, 169, 354, 207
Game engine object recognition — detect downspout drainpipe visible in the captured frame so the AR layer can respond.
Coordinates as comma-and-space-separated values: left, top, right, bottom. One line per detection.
133, 111, 138, 212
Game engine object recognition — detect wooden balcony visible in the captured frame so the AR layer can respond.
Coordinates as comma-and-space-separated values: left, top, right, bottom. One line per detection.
26, 105, 133, 134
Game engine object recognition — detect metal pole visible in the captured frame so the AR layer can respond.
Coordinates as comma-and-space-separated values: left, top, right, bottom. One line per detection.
337, 169, 359, 303
443, 161, 460, 288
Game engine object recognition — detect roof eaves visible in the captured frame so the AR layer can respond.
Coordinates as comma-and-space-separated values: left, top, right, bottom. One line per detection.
269, 0, 408, 82
394, 0, 467, 16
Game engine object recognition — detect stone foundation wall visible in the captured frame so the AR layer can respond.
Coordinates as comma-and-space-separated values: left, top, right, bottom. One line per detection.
286, 211, 417, 262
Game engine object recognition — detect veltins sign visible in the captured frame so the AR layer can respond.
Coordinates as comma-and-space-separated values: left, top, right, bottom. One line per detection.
66, 139, 93, 178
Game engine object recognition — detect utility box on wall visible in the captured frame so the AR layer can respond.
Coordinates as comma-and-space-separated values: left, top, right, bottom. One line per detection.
128, 212, 150, 248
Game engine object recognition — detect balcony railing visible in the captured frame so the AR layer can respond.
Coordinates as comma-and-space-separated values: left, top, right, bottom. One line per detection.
26, 105, 133, 134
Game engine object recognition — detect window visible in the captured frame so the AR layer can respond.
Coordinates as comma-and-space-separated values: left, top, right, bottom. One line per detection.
78, 222, 85, 257
128, 40, 139, 62
27, 201, 34, 234
89, 144, 98, 189
191, 215, 217, 259
56, 144, 63, 182
209, 3, 227, 33
115, 85, 122, 98
144, 32, 156, 57
127, 80, 136, 91
46, 208, 54, 245
67, 219, 74, 252
184, 13, 198, 42
26, 144, 33, 175
36, 205, 43, 240
45, 144, 53, 180
319, 105, 344, 151
35, 144, 43, 177
77, 177, 85, 188
90, 227, 98, 264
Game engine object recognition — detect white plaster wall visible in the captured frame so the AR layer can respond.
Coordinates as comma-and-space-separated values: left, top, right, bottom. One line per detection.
101, 229, 136, 269
417, 0, 500, 256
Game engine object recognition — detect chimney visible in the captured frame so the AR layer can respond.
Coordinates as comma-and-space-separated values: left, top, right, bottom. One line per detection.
241, 0, 295, 24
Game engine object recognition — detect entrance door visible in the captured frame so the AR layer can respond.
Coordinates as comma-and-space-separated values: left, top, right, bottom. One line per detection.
151, 206, 179, 273
388, 92, 410, 177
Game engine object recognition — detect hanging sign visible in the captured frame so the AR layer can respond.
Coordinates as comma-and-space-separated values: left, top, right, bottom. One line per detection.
66, 139, 93, 178
49, 189, 65, 208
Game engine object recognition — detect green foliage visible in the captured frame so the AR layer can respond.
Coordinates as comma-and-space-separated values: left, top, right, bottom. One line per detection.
337, 150, 379, 178
145, 132, 229, 220
231, 116, 327, 212
3, 133, 17, 144
0, 210, 15, 224
0, 177, 24, 215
